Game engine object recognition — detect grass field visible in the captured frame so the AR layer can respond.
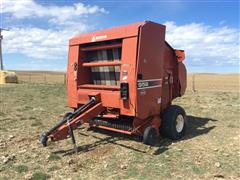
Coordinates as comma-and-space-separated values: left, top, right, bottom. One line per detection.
0, 74, 239, 179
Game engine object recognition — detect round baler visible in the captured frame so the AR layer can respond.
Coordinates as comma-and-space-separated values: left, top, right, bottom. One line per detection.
40, 21, 187, 148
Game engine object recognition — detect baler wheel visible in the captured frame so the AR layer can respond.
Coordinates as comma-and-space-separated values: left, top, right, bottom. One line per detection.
40, 133, 48, 147
160, 105, 186, 140
143, 127, 157, 146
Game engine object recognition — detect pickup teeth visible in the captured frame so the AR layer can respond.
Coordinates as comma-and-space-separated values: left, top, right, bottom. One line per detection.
89, 118, 132, 131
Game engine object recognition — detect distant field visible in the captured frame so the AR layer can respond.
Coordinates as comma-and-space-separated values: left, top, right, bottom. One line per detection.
187, 73, 239, 92
15, 71, 66, 84
0, 83, 239, 179
15, 71, 240, 92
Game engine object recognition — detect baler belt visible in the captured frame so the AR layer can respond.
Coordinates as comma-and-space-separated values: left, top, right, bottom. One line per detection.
87, 47, 121, 86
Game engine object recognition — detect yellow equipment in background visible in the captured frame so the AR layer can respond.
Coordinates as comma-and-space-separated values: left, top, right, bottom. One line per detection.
0, 28, 18, 84
0, 70, 18, 84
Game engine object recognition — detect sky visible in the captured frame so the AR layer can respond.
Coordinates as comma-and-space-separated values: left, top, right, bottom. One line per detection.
0, 0, 239, 73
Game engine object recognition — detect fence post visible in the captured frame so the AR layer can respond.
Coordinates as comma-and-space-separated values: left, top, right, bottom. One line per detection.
44, 73, 46, 84
64, 74, 66, 84
192, 73, 196, 93
29, 74, 31, 83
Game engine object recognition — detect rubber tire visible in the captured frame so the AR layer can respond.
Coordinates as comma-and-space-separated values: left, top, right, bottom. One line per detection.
143, 126, 157, 146
160, 105, 186, 140
39, 132, 48, 147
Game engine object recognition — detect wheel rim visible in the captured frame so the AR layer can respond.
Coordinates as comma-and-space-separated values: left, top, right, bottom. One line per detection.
176, 114, 184, 133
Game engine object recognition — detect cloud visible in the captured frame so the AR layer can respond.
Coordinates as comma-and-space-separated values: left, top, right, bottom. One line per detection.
2, 0, 107, 24
164, 21, 239, 67
1, 0, 107, 59
1, 0, 239, 70
3, 27, 90, 59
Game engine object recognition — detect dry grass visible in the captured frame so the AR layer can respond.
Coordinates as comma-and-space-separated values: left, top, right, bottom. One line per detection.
0, 74, 239, 179
187, 73, 240, 92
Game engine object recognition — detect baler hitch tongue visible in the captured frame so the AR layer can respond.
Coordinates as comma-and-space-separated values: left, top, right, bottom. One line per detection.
40, 97, 97, 147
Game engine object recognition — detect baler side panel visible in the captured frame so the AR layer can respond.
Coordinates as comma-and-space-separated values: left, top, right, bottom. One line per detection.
178, 62, 187, 96
160, 44, 179, 109
120, 37, 138, 116
67, 45, 80, 108
136, 22, 166, 119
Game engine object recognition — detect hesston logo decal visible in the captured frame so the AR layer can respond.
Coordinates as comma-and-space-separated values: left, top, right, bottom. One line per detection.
137, 79, 162, 90
91, 35, 107, 42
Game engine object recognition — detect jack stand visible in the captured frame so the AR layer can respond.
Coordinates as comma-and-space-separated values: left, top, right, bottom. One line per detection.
40, 97, 103, 148
67, 120, 78, 153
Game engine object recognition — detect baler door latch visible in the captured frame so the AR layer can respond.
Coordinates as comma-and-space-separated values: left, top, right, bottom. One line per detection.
73, 62, 77, 81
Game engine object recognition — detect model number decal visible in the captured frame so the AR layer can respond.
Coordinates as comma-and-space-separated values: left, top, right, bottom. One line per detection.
138, 81, 149, 88
137, 79, 162, 90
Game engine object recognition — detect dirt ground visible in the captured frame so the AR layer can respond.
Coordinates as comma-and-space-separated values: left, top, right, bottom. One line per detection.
0, 83, 239, 179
